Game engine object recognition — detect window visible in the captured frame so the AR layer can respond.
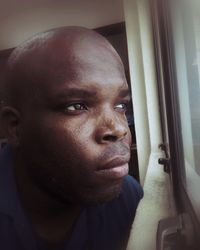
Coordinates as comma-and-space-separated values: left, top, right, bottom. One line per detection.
170, 0, 200, 219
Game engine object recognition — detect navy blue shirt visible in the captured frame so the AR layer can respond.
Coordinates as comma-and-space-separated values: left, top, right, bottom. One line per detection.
0, 146, 143, 250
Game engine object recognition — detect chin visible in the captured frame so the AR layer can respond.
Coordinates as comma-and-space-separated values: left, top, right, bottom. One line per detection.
77, 181, 123, 206
53, 182, 123, 206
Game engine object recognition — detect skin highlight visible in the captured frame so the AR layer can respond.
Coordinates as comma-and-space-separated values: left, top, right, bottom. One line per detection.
1, 26, 132, 242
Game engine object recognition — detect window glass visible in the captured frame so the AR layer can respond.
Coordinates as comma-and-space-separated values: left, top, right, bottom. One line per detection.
171, 0, 200, 218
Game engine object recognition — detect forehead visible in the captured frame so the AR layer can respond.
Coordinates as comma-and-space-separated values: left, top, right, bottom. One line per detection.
41, 41, 128, 99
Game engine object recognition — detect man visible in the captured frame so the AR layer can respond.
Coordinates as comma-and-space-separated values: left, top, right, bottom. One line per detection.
0, 26, 143, 250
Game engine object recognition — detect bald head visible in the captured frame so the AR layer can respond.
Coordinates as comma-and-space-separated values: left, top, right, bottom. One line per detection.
3, 26, 123, 110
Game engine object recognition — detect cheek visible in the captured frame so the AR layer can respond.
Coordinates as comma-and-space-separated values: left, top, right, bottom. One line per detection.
43, 120, 97, 163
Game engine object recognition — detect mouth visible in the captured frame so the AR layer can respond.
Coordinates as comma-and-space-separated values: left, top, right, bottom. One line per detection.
96, 156, 130, 179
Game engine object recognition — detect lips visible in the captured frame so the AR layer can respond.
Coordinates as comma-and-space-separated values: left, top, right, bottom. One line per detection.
96, 154, 130, 179
98, 155, 130, 171
95, 143, 130, 179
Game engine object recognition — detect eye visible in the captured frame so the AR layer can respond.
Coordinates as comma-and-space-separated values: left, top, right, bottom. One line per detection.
114, 103, 128, 112
65, 103, 88, 111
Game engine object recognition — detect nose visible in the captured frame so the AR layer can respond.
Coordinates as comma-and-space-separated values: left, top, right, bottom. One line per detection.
95, 112, 128, 144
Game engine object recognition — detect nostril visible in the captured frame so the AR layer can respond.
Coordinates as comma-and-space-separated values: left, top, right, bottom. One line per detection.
103, 134, 118, 142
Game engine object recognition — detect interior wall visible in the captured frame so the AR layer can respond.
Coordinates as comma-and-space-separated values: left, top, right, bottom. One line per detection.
0, 0, 124, 50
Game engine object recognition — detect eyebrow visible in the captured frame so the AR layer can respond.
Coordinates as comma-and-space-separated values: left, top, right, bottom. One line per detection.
54, 86, 131, 101
118, 88, 131, 99
55, 88, 98, 99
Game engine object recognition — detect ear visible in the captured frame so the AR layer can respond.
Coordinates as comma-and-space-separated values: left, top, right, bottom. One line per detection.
0, 106, 21, 147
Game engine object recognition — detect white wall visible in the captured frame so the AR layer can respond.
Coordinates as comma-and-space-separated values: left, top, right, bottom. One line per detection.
172, 3, 195, 169
0, 0, 124, 49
